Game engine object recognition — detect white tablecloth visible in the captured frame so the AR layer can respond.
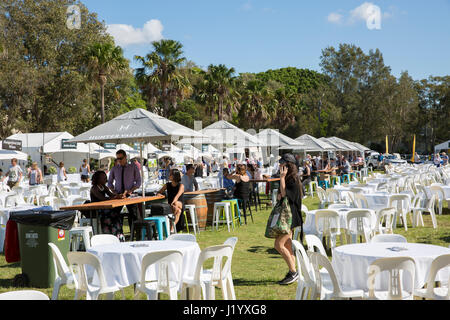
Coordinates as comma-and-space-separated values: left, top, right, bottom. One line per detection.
304, 208, 377, 236
363, 192, 411, 211
332, 242, 450, 291
87, 240, 201, 288
0, 205, 53, 252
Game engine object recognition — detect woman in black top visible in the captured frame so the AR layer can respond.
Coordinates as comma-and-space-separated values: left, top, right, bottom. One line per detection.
90, 171, 125, 241
228, 164, 250, 200
275, 154, 303, 285
158, 169, 184, 233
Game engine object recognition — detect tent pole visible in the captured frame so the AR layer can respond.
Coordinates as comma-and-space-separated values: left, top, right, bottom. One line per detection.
140, 140, 145, 222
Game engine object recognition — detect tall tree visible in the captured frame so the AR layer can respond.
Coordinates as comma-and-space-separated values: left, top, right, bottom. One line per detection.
134, 39, 191, 116
86, 42, 129, 123
196, 64, 238, 122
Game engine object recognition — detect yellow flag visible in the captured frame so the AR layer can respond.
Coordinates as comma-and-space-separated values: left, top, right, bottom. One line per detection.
411, 135, 416, 162
385, 135, 389, 154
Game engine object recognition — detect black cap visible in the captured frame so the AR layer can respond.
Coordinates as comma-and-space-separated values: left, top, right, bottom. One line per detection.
279, 153, 297, 165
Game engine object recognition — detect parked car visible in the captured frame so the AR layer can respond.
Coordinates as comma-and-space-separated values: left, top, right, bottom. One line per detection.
365, 151, 381, 169
383, 154, 407, 165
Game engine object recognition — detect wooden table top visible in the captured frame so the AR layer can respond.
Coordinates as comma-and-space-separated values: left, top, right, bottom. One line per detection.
249, 178, 280, 183
60, 195, 165, 211
184, 189, 224, 195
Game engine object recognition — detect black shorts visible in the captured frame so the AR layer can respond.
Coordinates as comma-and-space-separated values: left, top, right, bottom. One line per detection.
81, 175, 89, 180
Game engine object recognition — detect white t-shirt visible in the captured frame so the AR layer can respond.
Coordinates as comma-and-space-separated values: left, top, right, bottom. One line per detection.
8, 165, 23, 182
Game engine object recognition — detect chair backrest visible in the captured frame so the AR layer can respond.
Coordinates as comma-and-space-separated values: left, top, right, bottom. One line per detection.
301, 204, 309, 214
315, 209, 340, 235
376, 208, 396, 234
346, 209, 373, 240
316, 187, 327, 203
422, 254, 450, 299
166, 234, 196, 242
429, 186, 445, 200
367, 256, 416, 300
326, 189, 341, 203
377, 182, 388, 191
309, 251, 342, 299
350, 187, 364, 195
371, 234, 407, 243
223, 237, 238, 251
0, 290, 49, 300
67, 251, 108, 292
354, 194, 369, 209
193, 245, 233, 284
4, 195, 17, 207
292, 240, 317, 300
48, 243, 75, 285
305, 234, 327, 256
71, 197, 88, 206
139, 250, 184, 291
388, 194, 410, 214
90, 234, 120, 247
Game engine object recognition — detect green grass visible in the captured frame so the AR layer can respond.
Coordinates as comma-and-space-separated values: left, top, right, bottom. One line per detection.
0, 195, 449, 300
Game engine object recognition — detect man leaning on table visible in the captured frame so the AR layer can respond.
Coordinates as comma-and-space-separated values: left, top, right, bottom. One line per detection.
108, 149, 142, 230
181, 164, 199, 192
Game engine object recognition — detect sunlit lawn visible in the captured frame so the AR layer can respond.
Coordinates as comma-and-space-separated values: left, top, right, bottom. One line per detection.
0, 194, 449, 300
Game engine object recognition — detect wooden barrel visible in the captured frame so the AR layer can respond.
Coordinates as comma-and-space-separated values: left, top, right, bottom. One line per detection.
205, 189, 226, 226
184, 194, 208, 230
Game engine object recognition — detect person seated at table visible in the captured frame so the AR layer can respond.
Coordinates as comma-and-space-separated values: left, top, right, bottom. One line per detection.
157, 169, 184, 233
90, 170, 125, 242
181, 164, 199, 192
301, 160, 312, 192
340, 157, 351, 176
222, 168, 235, 193
28, 162, 43, 186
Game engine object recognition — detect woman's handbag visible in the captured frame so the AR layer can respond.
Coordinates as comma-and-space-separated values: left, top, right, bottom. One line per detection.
264, 197, 292, 239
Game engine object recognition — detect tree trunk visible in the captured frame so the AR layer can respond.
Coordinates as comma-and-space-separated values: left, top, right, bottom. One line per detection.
101, 83, 105, 123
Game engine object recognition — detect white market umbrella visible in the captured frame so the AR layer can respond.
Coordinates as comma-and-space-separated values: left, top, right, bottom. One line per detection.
295, 134, 336, 152
69, 108, 206, 218
0, 149, 28, 161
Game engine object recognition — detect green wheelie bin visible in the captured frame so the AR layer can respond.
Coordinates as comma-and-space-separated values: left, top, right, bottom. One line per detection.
9, 210, 76, 288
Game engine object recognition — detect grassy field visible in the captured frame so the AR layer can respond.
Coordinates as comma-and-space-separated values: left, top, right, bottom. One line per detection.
0, 194, 449, 300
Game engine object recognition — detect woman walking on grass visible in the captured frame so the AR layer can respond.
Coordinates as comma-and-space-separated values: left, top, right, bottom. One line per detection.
275, 154, 304, 285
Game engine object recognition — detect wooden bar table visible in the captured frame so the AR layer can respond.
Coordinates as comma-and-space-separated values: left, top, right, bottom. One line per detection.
184, 189, 225, 230
249, 178, 281, 207
60, 195, 166, 234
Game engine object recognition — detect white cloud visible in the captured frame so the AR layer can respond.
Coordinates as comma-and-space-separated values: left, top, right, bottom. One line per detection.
350, 2, 379, 22
107, 19, 164, 47
327, 12, 343, 24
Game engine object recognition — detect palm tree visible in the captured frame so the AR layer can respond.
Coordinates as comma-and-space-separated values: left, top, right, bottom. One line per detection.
86, 42, 129, 123
238, 80, 272, 128
197, 64, 237, 121
134, 39, 191, 116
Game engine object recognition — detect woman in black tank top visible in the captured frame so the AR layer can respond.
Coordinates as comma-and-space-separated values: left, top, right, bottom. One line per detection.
157, 169, 184, 232
227, 164, 251, 200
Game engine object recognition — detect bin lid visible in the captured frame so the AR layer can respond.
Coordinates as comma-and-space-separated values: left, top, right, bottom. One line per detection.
9, 210, 76, 230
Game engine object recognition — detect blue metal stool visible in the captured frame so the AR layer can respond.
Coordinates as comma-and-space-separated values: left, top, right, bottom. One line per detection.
144, 216, 170, 240
350, 172, 357, 182
318, 180, 330, 189
342, 174, 350, 184
330, 176, 341, 187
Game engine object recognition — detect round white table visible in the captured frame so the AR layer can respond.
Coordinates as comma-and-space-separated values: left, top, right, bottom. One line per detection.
304, 208, 377, 236
332, 242, 450, 292
87, 240, 201, 288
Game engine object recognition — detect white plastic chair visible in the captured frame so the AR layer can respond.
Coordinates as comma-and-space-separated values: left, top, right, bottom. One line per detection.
388, 194, 411, 231
309, 251, 364, 300
180, 244, 233, 300
346, 209, 374, 243
305, 234, 327, 257
67, 251, 124, 300
367, 257, 416, 300
326, 189, 345, 204
134, 250, 184, 300
294, 204, 309, 240
411, 194, 438, 229
370, 234, 408, 243
48, 243, 78, 300
429, 186, 445, 215
354, 193, 369, 209
90, 234, 120, 247
414, 254, 450, 300
315, 210, 341, 249
316, 187, 329, 209
221, 237, 238, 300
166, 234, 196, 242
375, 208, 396, 234
292, 240, 318, 300
0, 290, 49, 300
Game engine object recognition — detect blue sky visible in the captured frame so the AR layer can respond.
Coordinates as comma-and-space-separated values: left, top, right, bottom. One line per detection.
80, 0, 450, 80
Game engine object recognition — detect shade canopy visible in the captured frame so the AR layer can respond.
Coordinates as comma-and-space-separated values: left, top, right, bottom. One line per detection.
0, 149, 28, 161
69, 108, 205, 144
319, 137, 350, 151
294, 134, 335, 152
349, 141, 370, 152
327, 137, 359, 152
202, 121, 261, 147
255, 129, 305, 148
